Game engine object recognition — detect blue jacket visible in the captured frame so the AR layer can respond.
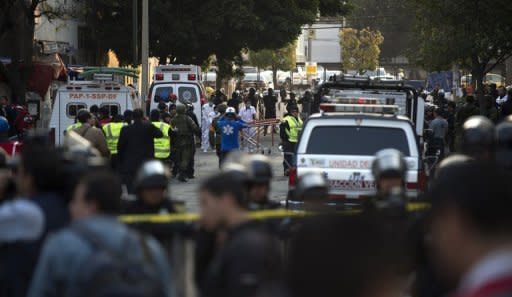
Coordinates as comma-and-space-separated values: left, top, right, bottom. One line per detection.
27, 215, 172, 297
217, 119, 246, 152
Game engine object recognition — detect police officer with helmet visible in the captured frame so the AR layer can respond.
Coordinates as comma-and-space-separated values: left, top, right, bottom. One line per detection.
243, 154, 280, 210
123, 160, 176, 214
293, 171, 329, 212
495, 115, 512, 171
460, 115, 495, 161
370, 148, 407, 215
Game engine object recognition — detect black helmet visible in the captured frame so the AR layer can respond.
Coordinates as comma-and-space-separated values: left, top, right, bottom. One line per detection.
435, 154, 474, 181
245, 154, 273, 184
371, 149, 407, 182
176, 104, 187, 114
461, 116, 495, 157
134, 160, 170, 191
495, 116, 512, 169
295, 171, 328, 201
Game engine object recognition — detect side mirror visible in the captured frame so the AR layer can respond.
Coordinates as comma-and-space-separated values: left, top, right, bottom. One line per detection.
278, 144, 284, 152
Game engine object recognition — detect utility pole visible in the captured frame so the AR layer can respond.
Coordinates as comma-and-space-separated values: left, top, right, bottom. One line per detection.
141, 0, 149, 114
132, 0, 138, 65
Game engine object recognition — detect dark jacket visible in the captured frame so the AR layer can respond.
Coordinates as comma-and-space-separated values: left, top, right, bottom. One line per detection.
117, 121, 163, 175
263, 95, 278, 118
1, 192, 69, 297
201, 221, 282, 297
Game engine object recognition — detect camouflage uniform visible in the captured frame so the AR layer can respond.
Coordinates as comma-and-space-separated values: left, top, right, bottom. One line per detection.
170, 106, 200, 181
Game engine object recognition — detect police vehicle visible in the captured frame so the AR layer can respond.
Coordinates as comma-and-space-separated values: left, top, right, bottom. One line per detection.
147, 64, 206, 127
49, 72, 139, 145
287, 76, 426, 208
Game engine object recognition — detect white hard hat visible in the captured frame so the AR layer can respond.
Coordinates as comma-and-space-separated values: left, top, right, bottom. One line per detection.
226, 107, 236, 114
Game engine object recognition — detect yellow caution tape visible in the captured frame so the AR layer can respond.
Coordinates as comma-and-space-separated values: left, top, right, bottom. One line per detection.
119, 202, 430, 224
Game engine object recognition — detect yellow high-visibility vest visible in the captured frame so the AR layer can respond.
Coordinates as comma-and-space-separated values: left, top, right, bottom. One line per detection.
152, 122, 171, 159
65, 122, 82, 133
102, 122, 126, 155
284, 115, 303, 143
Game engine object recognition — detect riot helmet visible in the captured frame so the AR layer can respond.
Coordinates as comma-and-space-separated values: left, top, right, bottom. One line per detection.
461, 116, 495, 160
134, 160, 170, 192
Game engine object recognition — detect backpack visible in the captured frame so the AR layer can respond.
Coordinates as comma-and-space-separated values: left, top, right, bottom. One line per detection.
70, 225, 166, 297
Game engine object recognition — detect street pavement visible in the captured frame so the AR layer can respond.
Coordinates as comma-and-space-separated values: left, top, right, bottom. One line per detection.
169, 134, 289, 212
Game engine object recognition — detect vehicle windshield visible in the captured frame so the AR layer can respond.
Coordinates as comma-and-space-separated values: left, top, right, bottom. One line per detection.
305, 126, 411, 156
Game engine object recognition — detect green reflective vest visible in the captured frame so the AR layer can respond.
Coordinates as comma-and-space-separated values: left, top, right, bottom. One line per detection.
102, 122, 126, 155
65, 122, 82, 133
152, 122, 171, 159
284, 115, 303, 143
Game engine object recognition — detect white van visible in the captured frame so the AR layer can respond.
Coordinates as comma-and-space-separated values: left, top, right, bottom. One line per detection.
147, 64, 205, 127
50, 78, 138, 145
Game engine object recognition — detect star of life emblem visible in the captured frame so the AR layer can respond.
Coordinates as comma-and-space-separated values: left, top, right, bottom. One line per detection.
223, 125, 234, 135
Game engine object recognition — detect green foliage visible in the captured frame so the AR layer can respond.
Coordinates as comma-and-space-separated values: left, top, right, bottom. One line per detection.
340, 28, 384, 74
407, 0, 512, 87
249, 43, 296, 72
348, 0, 412, 59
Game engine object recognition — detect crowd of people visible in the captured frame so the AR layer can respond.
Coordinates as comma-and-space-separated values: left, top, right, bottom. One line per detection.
1, 111, 512, 297
423, 84, 512, 161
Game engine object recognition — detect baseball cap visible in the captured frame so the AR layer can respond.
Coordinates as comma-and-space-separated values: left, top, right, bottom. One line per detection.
226, 107, 236, 114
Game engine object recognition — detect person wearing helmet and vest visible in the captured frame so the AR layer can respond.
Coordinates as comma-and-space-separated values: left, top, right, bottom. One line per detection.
149, 109, 172, 163
102, 114, 125, 170
243, 154, 280, 210
170, 104, 200, 182
495, 115, 512, 171
217, 107, 247, 165
123, 160, 176, 215
280, 105, 303, 176
460, 115, 495, 161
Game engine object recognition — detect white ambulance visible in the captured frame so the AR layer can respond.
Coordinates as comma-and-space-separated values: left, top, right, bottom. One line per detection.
50, 74, 138, 145
147, 64, 205, 127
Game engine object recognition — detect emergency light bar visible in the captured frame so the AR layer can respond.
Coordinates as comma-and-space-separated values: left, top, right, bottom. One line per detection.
332, 97, 378, 105
320, 103, 399, 114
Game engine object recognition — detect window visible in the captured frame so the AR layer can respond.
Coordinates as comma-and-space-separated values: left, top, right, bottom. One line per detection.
153, 86, 174, 103
100, 103, 121, 117
306, 126, 410, 156
178, 86, 198, 103
67, 103, 87, 118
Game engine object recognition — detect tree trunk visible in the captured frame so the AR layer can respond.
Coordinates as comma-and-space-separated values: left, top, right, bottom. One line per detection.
471, 57, 485, 114
7, 2, 35, 105
272, 66, 278, 91
216, 56, 232, 90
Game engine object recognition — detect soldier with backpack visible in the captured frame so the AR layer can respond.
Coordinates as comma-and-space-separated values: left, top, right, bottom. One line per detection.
27, 171, 172, 297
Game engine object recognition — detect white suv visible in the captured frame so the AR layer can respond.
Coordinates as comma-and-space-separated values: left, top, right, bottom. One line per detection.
287, 112, 426, 207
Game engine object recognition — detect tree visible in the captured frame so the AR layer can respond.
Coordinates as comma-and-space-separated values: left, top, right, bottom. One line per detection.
407, 0, 512, 91
249, 43, 296, 89
0, 0, 73, 104
348, 0, 412, 60
89, 0, 352, 88
340, 28, 384, 74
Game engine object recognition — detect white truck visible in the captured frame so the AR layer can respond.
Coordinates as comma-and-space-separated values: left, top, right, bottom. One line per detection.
287, 77, 427, 208
147, 64, 205, 127
49, 75, 138, 145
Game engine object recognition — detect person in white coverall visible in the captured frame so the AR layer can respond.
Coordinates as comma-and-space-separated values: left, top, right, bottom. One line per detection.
201, 100, 216, 152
